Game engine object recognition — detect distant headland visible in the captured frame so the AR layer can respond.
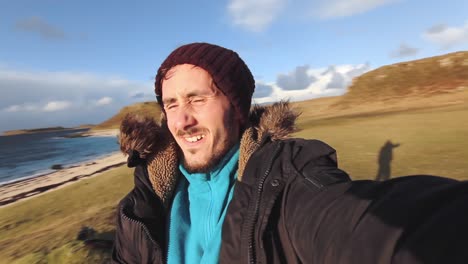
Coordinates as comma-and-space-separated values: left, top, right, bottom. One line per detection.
2, 125, 94, 136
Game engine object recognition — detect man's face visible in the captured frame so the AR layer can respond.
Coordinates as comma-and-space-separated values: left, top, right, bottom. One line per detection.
162, 64, 240, 173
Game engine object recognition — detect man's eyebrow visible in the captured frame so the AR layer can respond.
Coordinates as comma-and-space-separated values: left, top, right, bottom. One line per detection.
162, 85, 218, 105
161, 92, 204, 105
186, 91, 210, 98
162, 97, 176, 105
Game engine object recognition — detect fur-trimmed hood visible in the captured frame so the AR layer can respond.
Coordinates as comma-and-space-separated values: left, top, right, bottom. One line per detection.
119, 101, 300, 207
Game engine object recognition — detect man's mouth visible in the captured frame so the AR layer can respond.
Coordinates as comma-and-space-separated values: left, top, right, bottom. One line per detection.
184, 134, 205, 143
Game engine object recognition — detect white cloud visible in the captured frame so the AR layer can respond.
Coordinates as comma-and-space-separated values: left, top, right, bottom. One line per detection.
390, 43, 419, 58
96, 97, 113, 106
326, 67, 346, 89
4, 105, 22, 113
314, 0, 400, 19
227, 0, 286, 32
346, 62, 371, 79
0, 67, 148, 108
254, 63, 371, 104
227, 0, 400, 30
3, 103, 39, 113
0, 65, 151, 132
423, 21, 468, 49
43, 101, 72, 112
3, 101, 73, 113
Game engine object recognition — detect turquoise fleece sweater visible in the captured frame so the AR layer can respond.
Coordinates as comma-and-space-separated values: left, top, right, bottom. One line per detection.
167, 144, 240, 264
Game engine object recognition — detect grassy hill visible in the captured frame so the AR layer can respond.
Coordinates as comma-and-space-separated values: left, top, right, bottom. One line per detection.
92, 101, 162, 130
336, 51, 468, 107
286, 52, 468, 123
0, 166, 134, 263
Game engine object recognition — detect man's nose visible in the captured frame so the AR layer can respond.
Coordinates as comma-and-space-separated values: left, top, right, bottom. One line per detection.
174, 107, 197, 131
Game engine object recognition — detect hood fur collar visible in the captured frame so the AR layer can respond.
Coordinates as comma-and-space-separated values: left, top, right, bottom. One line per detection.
119, 101, 299, 207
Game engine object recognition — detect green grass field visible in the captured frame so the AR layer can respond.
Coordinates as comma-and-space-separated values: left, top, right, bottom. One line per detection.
1, 103, 467, 263
0, 166, 133, 264
295, 103, 468, 180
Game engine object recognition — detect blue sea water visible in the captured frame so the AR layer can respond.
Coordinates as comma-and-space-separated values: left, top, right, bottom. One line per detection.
0, 129, 120, 184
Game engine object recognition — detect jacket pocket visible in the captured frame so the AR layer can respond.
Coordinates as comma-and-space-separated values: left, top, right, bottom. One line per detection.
301, 165, 351, 190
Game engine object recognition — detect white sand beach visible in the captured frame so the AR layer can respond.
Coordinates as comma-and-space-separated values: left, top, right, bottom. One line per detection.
0, 129, 126, 207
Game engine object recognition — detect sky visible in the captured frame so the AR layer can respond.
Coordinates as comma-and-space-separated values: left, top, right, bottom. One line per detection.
1, 0, 467, 133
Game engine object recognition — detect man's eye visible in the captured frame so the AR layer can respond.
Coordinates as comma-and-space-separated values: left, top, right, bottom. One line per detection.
192, 98, 205, 104
165, 104, 178, 110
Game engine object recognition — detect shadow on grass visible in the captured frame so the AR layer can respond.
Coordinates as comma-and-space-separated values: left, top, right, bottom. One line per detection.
375, 140, 401, 181
76, 227, 115, 251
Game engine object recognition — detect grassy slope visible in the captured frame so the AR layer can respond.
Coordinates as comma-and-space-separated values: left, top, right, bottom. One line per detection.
0, 166, 133, 263
92, 101, 162, 130
337, 51, 468, 106
295, 103, 468, 180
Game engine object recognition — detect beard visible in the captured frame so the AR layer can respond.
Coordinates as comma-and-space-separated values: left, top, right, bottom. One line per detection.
180, 109, 239, 174
181, 138, 235, 173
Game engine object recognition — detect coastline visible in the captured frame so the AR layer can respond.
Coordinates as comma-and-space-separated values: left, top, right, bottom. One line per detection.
82, 129, 120, 137
66, 128, 120, 138
0, 129, 126, 208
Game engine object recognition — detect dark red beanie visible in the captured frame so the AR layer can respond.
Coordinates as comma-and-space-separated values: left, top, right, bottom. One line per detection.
154, 42, 255, 126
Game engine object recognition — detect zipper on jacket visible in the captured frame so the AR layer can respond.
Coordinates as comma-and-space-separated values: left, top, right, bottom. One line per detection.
120, 206, 163, 257
166, 194, 175, 264
247, 143, 282, 264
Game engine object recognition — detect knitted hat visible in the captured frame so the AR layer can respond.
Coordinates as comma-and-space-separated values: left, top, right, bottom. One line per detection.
154, 42, 255, 126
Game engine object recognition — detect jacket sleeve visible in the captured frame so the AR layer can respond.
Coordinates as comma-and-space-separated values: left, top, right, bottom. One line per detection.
283, 165, 354, 263
284, 167, 468, 263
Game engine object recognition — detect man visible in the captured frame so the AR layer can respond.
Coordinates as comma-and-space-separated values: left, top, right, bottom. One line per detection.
112, 43, 468, 263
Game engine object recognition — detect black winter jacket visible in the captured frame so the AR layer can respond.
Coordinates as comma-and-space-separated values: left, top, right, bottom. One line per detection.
112, 102, 468, 263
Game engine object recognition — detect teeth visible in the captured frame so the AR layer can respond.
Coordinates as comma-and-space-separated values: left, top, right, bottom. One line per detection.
185, 135, 204, 143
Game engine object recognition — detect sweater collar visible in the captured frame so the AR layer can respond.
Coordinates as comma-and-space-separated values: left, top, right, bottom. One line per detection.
179, 143, 240, 183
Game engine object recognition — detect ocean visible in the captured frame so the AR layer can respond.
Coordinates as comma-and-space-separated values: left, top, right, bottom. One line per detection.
0, 129, 120, 184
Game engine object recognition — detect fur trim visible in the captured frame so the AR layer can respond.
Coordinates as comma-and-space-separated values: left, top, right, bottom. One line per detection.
237, 101, 300, 180
119, 114, 179, 208
238, 127, 260, 181
119, 101, 300, 205
119, 114, 171, 158
251, 101, 300, 141
145, 142, 179, 209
